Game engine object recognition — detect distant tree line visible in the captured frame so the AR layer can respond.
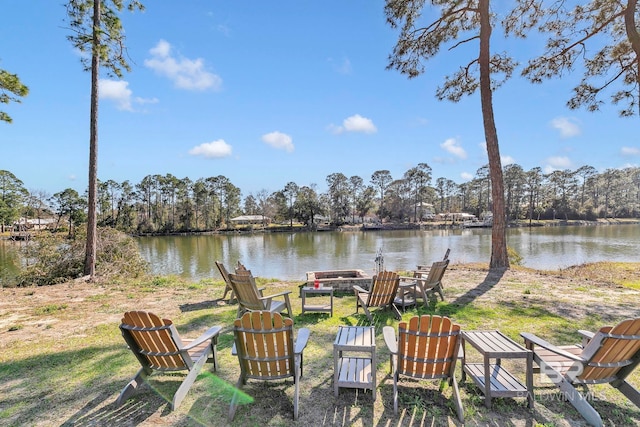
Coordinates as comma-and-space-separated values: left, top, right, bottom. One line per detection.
1, 164, 639, 234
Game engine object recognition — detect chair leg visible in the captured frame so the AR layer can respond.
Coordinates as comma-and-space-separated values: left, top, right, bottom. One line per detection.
450, 374, 464, 422
172, 353, 208, 410
116, 368, 148, 406
229, 376, 244, 421
558, 378, 603, 427
391, 304, 402, 320
393, 371, 399, 415
362, 305, 373, 323
294, 355, 301, 420
614, 380, 640, 407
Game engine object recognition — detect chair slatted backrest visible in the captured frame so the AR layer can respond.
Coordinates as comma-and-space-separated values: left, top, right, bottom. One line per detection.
120, 311, 189, 371
234, 311, 294, 380
229, 272, 264, 311
578, 318, 640, 383
215, 261, 231, 283
424, 260, 449, 285
367, 271, 400, 308
397, 315, 460, 379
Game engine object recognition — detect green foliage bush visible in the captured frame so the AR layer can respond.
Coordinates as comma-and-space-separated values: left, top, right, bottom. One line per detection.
16, 227, 148, 286
507, 246, 523, 266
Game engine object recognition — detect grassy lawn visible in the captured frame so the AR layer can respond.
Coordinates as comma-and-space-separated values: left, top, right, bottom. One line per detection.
1, 263, 640, 426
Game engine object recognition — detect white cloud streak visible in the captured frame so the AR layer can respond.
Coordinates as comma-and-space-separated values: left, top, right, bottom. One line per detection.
145, 39, 222, 91
621, 146, 640, 156
550, 117, 581, 138
440, 138, 467, 159
188, 140, 232, 158
331, 114, 377, 134
262, 131, 294, 152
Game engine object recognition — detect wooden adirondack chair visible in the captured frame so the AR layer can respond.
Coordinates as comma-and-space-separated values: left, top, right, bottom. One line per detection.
117, 311, 222, 410
354, 270, 401, 323
229, 311, 310, 420
215, 260, 235, 302
401, 259, 449, 304
521, 317, 640, 427
228, 271, 293, 318
383, 315, 463, 421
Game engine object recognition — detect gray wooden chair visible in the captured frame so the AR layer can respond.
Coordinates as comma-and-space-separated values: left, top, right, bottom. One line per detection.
117, 311, 222, 410
228, 271, 292, 318
521, 317, 640, 427
215, 260, 235, 302
400, 259, 449, 304
354, 270, 401, 323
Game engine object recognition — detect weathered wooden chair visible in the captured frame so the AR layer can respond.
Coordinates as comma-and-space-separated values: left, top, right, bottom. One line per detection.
229, 311, 310, 420
228, 271, 293, 318
401, 259, 449, 304
117, 311, 222, 410
383, 315, 463, 421
521, 318, 640, 427
215, 260, 235, 302
354, 270, 401, 323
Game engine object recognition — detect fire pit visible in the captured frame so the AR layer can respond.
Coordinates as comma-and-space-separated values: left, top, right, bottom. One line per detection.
302, 269, 371, 294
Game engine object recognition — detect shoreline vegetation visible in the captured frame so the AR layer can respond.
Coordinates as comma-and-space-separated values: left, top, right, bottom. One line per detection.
125, 217, 640, 237
1, 262, 640, 426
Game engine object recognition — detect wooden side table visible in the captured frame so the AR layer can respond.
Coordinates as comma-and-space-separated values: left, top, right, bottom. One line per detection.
301, 286, 334, 316
333, 325, 376, 400
461, 330, 533, 408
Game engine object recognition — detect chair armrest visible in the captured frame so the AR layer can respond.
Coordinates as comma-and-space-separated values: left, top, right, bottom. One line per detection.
383, 326, 398, 355
183, 325, 223, 350
578, 330, 595, 340
294, 328, 311, 354
578, 329, 595, 347
260, 290, 292, 299
353, 285, 369, 294
520, 332, 585, 362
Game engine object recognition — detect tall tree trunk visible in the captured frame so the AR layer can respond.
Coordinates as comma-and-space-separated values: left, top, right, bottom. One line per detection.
479, 0, 509, 269
84, 0, 100, 278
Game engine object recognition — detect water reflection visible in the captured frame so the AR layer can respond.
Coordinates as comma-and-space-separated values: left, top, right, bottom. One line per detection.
2, 224, 638, 283
136, 224, 640, 281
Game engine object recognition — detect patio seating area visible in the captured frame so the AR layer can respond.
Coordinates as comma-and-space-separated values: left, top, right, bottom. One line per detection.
110, 259, 640, 426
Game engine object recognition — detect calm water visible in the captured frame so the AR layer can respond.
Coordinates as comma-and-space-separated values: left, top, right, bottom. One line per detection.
135, 224, 640, 281
1, 224, 638, 284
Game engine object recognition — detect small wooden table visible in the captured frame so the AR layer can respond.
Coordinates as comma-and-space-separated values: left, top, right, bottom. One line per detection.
333, 326, 376, 399
461, 330, 533, 409
301, 286, 334, 316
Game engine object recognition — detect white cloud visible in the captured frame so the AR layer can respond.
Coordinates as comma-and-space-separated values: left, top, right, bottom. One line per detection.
331, 114, 377, 134
145, 39, 222, 91
501, 155, 515, 165
99, 79, 158, 111
188, 140, 232, 158
621, 146, 640, 156
544, 155, 572, 173
440, 138, 467, 159
461, 172, 473, 181
99, 79, 133, 111
328, 57, 352, 74
550, 117, 581, 138
262, 131, 294, 152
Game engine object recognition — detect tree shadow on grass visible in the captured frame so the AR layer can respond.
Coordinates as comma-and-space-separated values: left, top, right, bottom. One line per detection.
450, 267, 507, 307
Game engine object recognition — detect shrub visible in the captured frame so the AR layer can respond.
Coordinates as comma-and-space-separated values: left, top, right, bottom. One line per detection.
16, 227, 148, 286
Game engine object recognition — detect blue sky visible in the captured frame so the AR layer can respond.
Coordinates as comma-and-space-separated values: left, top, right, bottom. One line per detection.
1, 1, 638, 199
